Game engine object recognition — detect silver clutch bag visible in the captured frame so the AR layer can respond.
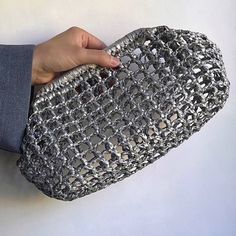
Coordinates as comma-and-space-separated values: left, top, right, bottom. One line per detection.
17, 26, 230, 201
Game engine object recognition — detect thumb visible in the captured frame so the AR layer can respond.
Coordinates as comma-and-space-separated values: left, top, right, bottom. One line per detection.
77, 48, 120, 68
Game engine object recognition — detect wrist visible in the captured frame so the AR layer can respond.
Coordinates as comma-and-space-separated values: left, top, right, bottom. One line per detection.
32, 45, 42, 85
32, 44, 53, 85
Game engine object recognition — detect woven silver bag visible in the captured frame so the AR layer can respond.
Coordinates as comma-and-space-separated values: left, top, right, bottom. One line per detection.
17, 26, 230, 201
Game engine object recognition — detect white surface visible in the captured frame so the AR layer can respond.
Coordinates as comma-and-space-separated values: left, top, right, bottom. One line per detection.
0, 0, 235, 235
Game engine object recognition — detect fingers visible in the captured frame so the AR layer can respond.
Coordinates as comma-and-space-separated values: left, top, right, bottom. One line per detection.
60, 27, 120, 68
77, 48, 120, 68
85, 32, 107, 50
66, 26, 107, 50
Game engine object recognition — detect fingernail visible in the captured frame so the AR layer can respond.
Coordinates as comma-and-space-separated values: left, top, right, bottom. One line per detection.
101, 42, 107, 48
110, 57, 120, 67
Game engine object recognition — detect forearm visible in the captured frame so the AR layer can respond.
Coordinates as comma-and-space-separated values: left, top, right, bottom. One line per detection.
0, 44, 35, 154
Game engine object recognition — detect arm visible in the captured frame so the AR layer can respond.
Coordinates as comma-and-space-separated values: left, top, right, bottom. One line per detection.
0, 27, 120, 154
0, 44, 35, 153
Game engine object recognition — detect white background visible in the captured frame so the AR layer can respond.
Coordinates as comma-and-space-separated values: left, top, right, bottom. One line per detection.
0, 0, 235, 235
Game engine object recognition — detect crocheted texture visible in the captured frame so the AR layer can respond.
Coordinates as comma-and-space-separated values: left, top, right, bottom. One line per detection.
17, 26, 230, 201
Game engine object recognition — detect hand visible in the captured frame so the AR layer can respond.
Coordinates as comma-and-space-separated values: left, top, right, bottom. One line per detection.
31, 26, 120, 85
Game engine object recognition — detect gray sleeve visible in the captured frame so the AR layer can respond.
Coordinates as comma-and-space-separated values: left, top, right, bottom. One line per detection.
0, 44, 35, 154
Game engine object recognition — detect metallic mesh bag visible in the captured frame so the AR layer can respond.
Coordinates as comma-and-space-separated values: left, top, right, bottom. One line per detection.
17, 26, 230, 201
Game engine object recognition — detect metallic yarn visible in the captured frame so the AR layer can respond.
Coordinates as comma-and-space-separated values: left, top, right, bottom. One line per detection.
17, 26, 230, 201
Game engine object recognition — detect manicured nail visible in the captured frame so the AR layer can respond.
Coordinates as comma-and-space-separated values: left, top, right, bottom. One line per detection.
110, 57, 120, 67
